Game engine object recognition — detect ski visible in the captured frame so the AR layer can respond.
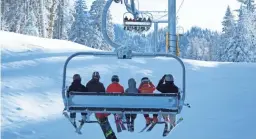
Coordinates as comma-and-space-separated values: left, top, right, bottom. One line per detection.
162, 117, 183, 137
139, 123, 152, 133
146, 122, 157, 132
63, 111, 82, 134
138, 118, 153, 133
76, 120, 85, 133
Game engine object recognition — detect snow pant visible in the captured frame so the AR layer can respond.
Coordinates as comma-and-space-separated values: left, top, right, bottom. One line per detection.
144, 114, 158, 118
125, 114, 137, 120
70, 112, 87, 118
95, 113, 110, 119
162, 114, 176, 124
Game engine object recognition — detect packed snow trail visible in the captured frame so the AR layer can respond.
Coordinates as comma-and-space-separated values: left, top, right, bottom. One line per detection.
1, 31, 256, 139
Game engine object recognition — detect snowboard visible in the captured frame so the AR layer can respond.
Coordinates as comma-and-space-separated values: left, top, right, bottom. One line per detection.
97, 117, 117, 139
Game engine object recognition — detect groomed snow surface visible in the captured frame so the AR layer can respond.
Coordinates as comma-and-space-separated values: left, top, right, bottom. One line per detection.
1, 31, 256, 139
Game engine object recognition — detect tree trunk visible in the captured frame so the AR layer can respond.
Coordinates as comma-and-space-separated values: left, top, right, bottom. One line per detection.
47, 0, 58, 38
39, 0, 46, 37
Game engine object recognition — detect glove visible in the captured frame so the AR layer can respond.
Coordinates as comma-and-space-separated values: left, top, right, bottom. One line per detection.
159, 75, 166, 83
162, 75, 166, 80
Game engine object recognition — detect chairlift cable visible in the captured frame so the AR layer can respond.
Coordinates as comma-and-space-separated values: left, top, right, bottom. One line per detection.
155, 0, 185, 21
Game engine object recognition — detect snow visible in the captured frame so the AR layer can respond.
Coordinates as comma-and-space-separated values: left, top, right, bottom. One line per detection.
0, 31, 102, 54
1, 31, 256, 139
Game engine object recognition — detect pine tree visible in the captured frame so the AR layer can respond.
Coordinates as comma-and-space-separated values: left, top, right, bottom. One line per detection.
68, 0, 90, 46
225, 6, 249, 62
39, 0, 46, 37
53, 0, 74, 40
237, 0, 255, 12
222, 6, 235, 36
23, 9, 39, 36
88, 0, 114, 50
220, 6, 236, 61
45, 0, 58, 38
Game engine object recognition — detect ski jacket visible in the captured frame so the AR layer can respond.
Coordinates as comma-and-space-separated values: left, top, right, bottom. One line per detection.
156, 80, 179, 93
125, 78, 139, 94
138, 82, 155, 94
67, 80, 87, 97
85, 79, 105, 92
106, 82, 124, 94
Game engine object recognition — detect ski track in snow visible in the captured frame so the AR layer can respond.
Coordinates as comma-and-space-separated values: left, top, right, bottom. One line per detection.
1, 32, 256, 139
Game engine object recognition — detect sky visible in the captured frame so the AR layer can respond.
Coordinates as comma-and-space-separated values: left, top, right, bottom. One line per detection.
84, 0, 241, 32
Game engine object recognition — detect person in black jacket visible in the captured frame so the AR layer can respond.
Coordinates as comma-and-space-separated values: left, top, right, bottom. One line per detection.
156, 74, 179, 94
156, 74, 179, 128
67, 74, 88, 125
85, 71, 105, 92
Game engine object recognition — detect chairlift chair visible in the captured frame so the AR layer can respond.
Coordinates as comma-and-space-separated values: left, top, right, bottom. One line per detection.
62, 50, 187, 121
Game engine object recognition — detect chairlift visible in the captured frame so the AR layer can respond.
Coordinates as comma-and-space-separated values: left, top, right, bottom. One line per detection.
123, 12, 153, 32
62, 50, 188, 121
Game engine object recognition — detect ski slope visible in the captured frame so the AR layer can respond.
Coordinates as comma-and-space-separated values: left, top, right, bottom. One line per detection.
1, 31, 256, 139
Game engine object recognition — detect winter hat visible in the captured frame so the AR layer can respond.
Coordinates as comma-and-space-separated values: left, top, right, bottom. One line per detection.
92, 71, 100, 79
73, 74, 81, 81
165, 74, 174, 82
141, 77, 149, 82
111, 75, 119, 82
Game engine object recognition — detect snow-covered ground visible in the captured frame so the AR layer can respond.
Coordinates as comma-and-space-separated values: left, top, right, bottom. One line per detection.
1, 31, 256, 139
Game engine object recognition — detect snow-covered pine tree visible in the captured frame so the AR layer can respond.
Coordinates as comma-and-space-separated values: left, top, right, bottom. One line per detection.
53, 0, 74, 40
220, 5, 236, 61
2, 1, 27, 33
45, 0, 58, 38
88, 0, 114, 50
68, 0, 90, 46
23, 9, 39, 36
39, 0, 46, 37
237, 0, 255, 12
225, 6, 249, 62
0, 0, 9, 31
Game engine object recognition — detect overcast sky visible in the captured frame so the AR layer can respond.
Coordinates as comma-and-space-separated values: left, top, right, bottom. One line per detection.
84, 0, 241, 32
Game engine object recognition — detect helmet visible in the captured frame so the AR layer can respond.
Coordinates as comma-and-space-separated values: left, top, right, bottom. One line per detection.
92, 71, 100, 79
165, 74, 174, 82
111, 75, 119, 82
141, 77, 149, 83
73, 74, 81, 81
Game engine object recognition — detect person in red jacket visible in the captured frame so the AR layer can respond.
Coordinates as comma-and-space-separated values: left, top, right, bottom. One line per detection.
106, 75, 125, 94
138, 77, 158, 124
106, 75, 125, 123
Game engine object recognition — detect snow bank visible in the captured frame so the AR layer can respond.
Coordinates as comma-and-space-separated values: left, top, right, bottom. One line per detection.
0, 31, 103, 55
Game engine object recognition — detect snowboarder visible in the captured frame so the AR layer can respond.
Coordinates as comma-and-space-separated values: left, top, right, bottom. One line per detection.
85, 71, 109, 119
156, 74, 179, 130
67, 74, 88, 125
85, 71, 117, 139
124, 78, 138, 131
138, 77, 158, 124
